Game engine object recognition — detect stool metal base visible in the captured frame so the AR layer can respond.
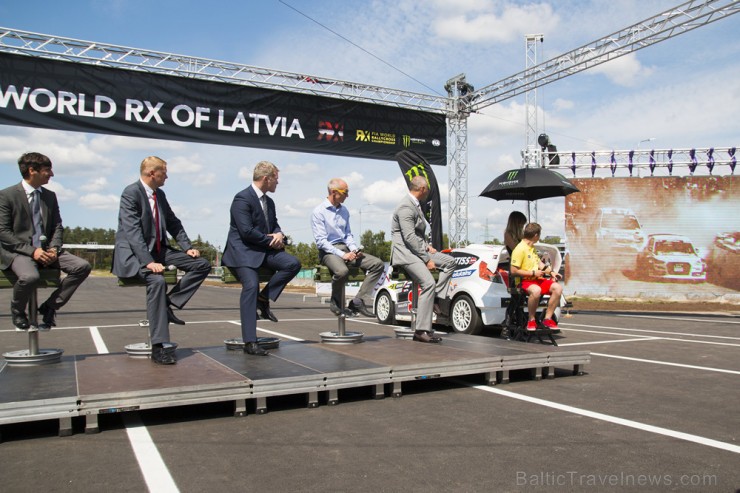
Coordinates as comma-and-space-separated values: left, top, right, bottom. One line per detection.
319, 331, 364, 344
394, 327, 415, 339
125, 342, 152, 358
3, 348, 64, 366
125, 342, 178, 358
224, 337, 281, 350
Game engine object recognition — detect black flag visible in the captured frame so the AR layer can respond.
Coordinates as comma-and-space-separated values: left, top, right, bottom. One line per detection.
395, 150, 444, 250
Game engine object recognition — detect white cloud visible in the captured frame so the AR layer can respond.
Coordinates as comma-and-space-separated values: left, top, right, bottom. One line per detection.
433, 3, 559, 43
80, 177, 109, 192
553, 98, 574, 111
282, 162, 320, 176
44, 181, 76, 202
361, 178, 409, 206
78, 193, 120, 210
589, 53, 654, 87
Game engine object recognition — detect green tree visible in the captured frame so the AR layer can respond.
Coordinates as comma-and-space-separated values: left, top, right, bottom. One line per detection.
360, 230, 391, 262
541, 236, 562, 244
286, 241, 319, 268
190, 235, 219, 265
62, 226, 116, 271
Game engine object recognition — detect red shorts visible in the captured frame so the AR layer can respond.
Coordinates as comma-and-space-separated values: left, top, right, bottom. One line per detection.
521, 278, 555, 295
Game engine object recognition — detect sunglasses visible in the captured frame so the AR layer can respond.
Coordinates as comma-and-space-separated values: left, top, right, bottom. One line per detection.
332, 188, 349, 195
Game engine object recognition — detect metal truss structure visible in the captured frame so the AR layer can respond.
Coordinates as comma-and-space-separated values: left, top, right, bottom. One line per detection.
1, 0, 738, 246
468, 0, 740, 112
544, 147, 737, 177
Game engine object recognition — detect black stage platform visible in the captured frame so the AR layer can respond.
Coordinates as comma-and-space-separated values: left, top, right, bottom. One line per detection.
0, 333, 589, 435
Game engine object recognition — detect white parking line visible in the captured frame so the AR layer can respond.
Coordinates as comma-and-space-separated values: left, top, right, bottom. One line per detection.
590, 352, 740, 375
618, 314, 740, 324
88, 326, 179, 493
464, 382, 740, 455
226, 320, 306, 341
89, 326, 108, 354
562, 326, 740, 348
562, 322, 740, 341
560, 336, 660, 346
124, 413, 180, 493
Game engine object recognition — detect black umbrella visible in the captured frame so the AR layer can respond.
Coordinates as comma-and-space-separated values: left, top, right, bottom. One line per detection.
479, 167, 579, 201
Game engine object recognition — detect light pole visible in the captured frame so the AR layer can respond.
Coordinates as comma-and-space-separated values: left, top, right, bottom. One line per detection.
636, 137, 656, 176
357, 203, 373, 241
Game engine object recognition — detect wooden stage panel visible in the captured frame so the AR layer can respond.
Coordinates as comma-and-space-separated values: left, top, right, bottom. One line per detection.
319, 336, 497, 367
267, 340, 389, 374
0, 357, 77, 403
0, 333, 590, 434
76, 350, 249, 397
197, 345, 325, 382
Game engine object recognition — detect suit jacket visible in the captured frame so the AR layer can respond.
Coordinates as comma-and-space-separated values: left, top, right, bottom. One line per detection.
222, 185, 282, 269
390, 193, 430, 266
0, 183, 64, 270
112, 181, 192, 278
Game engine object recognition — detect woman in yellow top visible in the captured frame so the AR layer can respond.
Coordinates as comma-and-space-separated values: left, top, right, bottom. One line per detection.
510, 222, 563, 331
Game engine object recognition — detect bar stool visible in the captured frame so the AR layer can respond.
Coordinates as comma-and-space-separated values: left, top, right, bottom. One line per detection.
2, 268, 64, 366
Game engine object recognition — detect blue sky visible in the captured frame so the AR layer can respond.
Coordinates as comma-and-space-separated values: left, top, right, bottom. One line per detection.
1, 0, 738, 248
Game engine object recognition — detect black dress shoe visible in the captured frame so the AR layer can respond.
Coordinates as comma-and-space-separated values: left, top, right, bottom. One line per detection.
244, 341, 269, 356
12, 312, 30, 331
329, 299, 354, 317
413, 330, 442, 343
151, 345, 177, 365
167, 306, 185, 325
257, 298, 278, 322
348, 299, 374, 318
38, 303, 56, 331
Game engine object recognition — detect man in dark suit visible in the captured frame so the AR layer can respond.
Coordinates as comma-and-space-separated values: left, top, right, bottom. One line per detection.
222, 160, 300, 356
112, 156, 210, 365
390, 176, 455, 343
0, 152, 91, 330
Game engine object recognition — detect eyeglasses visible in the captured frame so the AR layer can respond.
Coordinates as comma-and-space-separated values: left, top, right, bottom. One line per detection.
332, 188, 348, 195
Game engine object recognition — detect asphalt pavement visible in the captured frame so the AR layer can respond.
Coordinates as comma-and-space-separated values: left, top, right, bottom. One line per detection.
0, 277, 738, 492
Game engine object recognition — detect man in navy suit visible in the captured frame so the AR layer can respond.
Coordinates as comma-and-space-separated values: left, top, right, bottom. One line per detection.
0, 152, 91, 331
222, 161, 300, 356
112, 156, 210, 365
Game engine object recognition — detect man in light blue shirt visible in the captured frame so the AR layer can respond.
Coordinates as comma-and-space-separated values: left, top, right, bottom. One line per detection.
311, 178, 384, 317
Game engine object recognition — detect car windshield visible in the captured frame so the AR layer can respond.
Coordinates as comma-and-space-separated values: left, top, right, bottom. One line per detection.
655, 240, 694, 255
602, 214, 639, 229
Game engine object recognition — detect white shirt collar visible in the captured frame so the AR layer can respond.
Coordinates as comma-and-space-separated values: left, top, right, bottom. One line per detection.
140, 178, 155, 197
21, 181, 39, 195
408, 192, 420, 207
251, 183, 266, 199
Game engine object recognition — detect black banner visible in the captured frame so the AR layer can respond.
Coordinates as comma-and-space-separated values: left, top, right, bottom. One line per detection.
0, 52, 447, 162
396, 150, 443, 250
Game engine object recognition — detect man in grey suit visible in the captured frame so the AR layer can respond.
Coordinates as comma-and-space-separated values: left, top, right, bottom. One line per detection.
112, 156, 210, 365
222, 160, 300, 356
390, 175, 455, 343
0, 152, 91, 331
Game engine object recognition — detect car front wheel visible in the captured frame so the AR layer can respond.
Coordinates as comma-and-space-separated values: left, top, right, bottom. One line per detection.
449, 294, 483, 335
375, 291, 395, 325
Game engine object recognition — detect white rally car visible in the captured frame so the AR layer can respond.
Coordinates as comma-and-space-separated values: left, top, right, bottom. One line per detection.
635, 233, 706, 282
373, 243, 563, 334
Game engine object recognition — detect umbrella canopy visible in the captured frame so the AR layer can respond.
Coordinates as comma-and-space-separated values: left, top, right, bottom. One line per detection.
479, 167, 580, 201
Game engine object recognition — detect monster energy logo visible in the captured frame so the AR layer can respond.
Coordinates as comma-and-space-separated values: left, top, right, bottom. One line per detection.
507, 170, 519, 180
403, 135, 411, 147
404, 162, 431, 187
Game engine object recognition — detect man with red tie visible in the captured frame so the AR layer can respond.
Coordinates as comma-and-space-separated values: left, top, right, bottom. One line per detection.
112, 156, 210, 365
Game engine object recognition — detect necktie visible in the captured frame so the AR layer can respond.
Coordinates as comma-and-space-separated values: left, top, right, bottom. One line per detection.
260, 195, 270, 229
31, 190, 43, 247
152, 190, 161, 253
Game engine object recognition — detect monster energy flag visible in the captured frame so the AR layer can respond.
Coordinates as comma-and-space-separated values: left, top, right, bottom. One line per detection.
396, 150, 443, 250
